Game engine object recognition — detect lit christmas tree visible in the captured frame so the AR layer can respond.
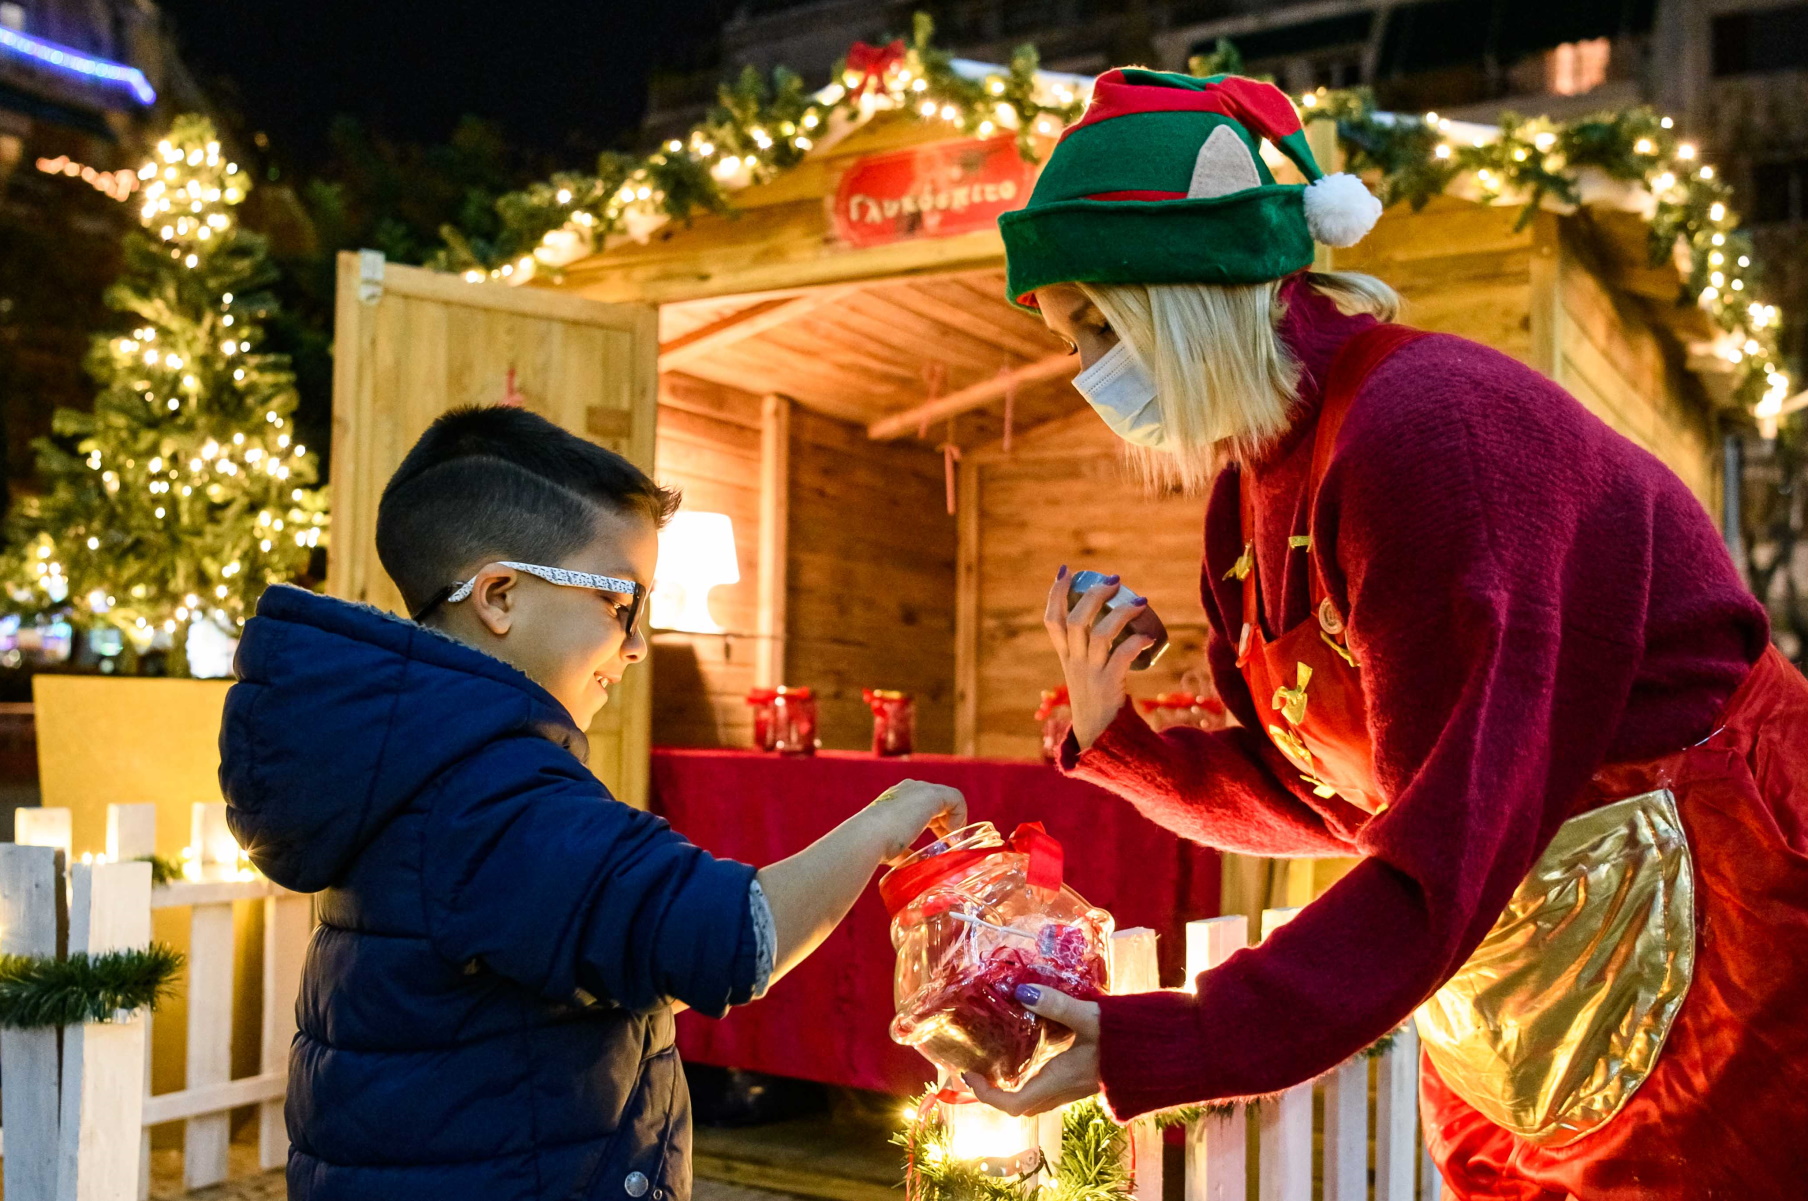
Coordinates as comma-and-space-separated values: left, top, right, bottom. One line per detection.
2, 115, 327, 676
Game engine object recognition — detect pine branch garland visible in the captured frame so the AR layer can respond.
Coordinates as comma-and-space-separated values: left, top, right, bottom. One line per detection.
0, 945, 184, 1029
894, 1094, 1131, 1201
134, 853, 183, 887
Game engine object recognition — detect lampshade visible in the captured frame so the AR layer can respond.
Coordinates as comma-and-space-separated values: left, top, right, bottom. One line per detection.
652, 511, 741, 634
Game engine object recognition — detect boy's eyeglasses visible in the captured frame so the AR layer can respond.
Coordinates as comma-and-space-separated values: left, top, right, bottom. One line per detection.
411, 561, 646, 634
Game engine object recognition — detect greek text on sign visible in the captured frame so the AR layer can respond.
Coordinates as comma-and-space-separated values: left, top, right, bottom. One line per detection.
832, 137, 1036, 248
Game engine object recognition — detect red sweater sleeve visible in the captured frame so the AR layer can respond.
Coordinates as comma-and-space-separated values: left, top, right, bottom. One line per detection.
1060, 702, 1356, 857
1093, 338, 1683, 1118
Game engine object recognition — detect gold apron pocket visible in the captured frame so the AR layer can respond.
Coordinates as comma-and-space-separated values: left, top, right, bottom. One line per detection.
1415, 788, 1695, 1147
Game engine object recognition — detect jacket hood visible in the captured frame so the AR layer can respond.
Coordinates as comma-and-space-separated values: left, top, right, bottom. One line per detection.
221, 584, 585, 893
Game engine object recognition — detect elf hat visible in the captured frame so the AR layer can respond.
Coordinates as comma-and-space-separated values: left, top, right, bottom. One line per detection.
999, 69, 1382, 309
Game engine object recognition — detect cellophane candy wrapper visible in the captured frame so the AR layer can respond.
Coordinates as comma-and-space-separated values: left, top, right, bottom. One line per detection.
884, 822, 1112, 1091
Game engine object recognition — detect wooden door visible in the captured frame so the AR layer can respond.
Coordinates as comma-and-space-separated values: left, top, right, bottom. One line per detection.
329, 252, 658, 806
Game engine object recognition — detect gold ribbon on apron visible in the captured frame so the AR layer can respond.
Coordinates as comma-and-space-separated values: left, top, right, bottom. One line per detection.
1414, 788, 1697, 1146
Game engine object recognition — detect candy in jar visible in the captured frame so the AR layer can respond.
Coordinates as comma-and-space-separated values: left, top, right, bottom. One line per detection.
882, 822, 1112, 1092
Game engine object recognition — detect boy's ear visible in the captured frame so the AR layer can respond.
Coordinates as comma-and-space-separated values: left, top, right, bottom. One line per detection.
468, 567, 517, 636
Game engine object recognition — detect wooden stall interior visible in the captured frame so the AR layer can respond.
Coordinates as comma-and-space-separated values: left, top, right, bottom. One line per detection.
636, 208, 1730, 769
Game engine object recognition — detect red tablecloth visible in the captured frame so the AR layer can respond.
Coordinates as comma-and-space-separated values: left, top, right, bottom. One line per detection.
650, 748, 1220, 1095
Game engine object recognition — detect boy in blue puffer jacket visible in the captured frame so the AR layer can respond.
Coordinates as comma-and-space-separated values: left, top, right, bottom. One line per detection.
221, 407, 965, 1201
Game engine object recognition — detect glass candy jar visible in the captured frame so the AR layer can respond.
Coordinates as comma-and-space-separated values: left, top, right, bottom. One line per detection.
882, 822, 1112, 1093
864, 689, 916, 757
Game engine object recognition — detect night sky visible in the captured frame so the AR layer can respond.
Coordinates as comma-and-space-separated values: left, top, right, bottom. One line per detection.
155, 0, 735, 166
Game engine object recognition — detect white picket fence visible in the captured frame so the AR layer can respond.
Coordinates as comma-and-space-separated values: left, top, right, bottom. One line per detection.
1100, 916, 1443, 1201
0, 802, 312, 1200
0, 805, 1438, 1200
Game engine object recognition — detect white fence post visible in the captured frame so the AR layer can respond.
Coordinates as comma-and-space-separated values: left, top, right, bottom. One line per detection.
1109, 928, 1162, 1201
183, 802, 236, 1191
1322, 1055, 1369, 1201
1255, 910, 1310, 1201
1, 843, 66, 1200
260, 891, 310, 1169
57, 859, 153, 1201
106, 803, 159, 1201
1420, 1138, 1443, 1201
1183, 914, 1248, 1201
1375, 1021, 1421, 1201
15, 805, 73, 856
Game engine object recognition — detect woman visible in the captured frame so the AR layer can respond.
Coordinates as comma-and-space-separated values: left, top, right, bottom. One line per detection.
967, 68, 1808, 1198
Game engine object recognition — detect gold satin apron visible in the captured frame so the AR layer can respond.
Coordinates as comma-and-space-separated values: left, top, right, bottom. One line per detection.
1414, 789, 1696, 1146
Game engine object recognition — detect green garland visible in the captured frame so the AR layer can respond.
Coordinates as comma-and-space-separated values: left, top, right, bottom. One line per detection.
1311, 92, 1785, 413
134, 853, 183, 887
449, 14, 1790, 428
0, 945, 184, 1030
895, 1094, 1131, 1201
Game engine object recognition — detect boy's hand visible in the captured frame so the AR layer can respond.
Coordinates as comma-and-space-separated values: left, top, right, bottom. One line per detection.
866, 780, 968, 865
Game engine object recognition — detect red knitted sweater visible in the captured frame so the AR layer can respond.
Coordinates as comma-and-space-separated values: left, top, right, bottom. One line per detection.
1061, 280, 1769, 1119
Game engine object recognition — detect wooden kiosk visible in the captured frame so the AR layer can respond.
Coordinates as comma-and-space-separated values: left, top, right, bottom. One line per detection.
332, 93, 1732, 789
324, 73, 1740, 1108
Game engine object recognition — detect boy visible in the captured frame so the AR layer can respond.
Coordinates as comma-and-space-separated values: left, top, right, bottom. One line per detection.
221, 406, 964, 1201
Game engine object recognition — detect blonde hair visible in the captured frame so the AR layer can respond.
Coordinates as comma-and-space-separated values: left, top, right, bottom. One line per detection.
1081, 271, 1401, 492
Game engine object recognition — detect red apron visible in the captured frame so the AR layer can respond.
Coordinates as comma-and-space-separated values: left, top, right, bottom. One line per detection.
1235, 323, 1808, 1198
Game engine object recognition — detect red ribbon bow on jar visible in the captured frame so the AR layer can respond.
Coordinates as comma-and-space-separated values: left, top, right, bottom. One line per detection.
844, 39, 906, 96
879, 822, 1064, 918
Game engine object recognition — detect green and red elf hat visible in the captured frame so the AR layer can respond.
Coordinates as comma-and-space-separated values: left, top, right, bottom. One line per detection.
999, 69, 1382, 309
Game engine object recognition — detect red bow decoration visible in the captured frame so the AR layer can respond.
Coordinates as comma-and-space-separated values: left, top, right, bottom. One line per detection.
845, 39, 906, 96
879, 821, 1065, 918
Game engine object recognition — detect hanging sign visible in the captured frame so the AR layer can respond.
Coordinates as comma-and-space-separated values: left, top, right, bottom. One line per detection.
831, 137, 1036, 249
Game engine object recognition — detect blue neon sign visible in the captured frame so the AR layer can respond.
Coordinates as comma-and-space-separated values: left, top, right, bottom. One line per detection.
0, 26, 157, 106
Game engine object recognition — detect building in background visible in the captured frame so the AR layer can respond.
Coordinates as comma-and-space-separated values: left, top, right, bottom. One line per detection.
0, 0, 205, 537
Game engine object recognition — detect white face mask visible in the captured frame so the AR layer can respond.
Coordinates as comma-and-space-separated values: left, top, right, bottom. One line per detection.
1071, 340, 1165, 448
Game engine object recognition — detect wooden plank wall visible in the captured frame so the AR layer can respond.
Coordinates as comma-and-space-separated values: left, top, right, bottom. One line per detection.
963, 413, 1215, 760
1334, 194, 1538, 366
787, 410, 958, 752
1548, 229, 1721, 512
648, 382, 958, 753
650, 373, 766, 747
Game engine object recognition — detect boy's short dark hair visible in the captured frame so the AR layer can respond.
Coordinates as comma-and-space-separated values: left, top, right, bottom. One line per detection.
377, 406, 679, 618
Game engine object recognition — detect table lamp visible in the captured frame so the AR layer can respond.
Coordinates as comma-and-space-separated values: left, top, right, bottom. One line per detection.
651, 511, 740, 634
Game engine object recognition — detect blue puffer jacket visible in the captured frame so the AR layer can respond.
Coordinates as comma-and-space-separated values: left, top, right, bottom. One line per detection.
221, 585, 759, 1201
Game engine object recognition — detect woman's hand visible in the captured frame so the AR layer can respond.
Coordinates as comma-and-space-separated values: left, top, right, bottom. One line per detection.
963, 985, 1103, 1116
1045, 566, 1155, 751
863, 780, 968, 865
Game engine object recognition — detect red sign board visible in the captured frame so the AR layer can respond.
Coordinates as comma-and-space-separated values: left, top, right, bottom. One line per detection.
832, 137, 1037, 248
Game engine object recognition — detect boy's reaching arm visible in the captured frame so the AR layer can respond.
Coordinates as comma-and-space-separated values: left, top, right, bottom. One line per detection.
419, 741, 963, 1015
757, 779, 965, 986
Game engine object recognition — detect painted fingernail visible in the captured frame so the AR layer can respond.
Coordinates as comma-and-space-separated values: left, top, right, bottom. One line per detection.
1133, 597, 1149, 607
1056, 564, 1068, 580
1104, 574, 1120, 585
1015, 984, 1042, 1005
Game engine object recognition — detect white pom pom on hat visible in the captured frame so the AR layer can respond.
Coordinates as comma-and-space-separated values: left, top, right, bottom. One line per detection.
1304, 172, 1383, 247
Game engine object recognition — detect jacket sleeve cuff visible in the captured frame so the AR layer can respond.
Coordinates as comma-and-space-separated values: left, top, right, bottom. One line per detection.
1057, 699, 1157, 780
1095, 990, 1222, 1120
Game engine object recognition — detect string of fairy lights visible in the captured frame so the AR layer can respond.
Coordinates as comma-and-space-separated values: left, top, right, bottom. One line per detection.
449, 15, 1790, 432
